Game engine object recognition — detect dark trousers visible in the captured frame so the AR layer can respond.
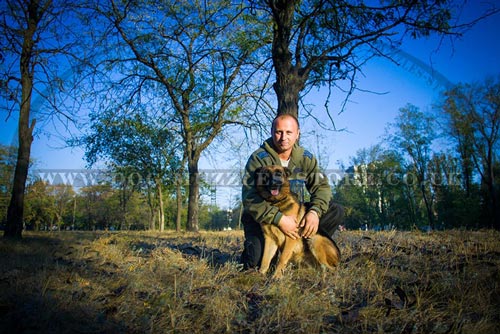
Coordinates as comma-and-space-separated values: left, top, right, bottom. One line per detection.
240, 201, 344, 270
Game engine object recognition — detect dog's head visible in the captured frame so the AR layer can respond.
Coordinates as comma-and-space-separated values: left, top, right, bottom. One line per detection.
255, 165, 292, 202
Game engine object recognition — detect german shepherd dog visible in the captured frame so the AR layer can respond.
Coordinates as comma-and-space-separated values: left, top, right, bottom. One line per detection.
255, 165, 340, 279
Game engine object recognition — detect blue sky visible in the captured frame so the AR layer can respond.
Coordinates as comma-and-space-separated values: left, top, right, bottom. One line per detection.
1, 2, 500, 196
298, 3, 500, 171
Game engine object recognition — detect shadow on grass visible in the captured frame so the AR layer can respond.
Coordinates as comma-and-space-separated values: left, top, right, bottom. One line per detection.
0, 233, 128, 334
130, 239, 238, 267
1, 231, 243, 333
3, 230, 499, 334
0, 292, 126, 334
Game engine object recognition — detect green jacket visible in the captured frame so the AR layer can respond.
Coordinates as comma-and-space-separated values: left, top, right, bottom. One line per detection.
242, 138, 332, 226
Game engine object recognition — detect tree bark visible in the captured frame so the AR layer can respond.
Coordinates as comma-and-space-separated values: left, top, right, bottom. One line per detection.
5, 120, 34, 239
175, 177, 182, 232
269, 0, 305, 118
4, 3, 38, 239
486, 149, 500, 230
157, 181, 165, 232
186, 159, 200, 232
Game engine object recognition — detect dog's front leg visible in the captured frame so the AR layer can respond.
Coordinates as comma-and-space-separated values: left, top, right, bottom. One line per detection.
259, 236, 278, 275
272, 238, 298, 279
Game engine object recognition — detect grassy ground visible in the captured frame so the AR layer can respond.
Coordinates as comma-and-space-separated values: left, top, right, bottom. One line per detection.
0, 229, 499, 333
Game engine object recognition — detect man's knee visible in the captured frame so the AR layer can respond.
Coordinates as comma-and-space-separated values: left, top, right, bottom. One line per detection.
240, 213, 264, 270
240, 234, 263, 270
319, 202, 344, 237
330, 202, 344, 222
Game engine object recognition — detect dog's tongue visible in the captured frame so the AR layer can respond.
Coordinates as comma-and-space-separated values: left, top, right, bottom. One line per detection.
271, 189, 279, 196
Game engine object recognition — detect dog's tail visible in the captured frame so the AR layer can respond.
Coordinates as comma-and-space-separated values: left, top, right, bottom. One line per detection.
308, 236, 341, 270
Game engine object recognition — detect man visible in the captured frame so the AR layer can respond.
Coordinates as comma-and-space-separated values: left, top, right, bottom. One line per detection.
240, 114, 344, 270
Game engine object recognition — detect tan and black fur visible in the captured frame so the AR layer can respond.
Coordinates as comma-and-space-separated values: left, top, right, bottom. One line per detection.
255, 165, 340, 279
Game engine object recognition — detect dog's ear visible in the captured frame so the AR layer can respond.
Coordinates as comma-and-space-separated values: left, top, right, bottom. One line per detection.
254, 166, 263, 177
284, 167, 292, 177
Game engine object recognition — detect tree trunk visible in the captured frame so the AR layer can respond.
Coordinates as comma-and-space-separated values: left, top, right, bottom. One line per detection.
420, 183, 435, 229
118, 184, 129, 230
150, 210, 156, 231
175, 178, 182, 232
4, 16, 37, 239
186, 160, 200, 232
145, 183, 156, 230
5, 122, 34, 239
486, 156, 499, 230
270, 0, 305, 118
492, 186, 500, 231
157, 181, 165, 232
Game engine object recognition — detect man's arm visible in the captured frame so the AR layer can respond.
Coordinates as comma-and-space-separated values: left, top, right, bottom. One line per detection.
300, 151, 332, 237
305, 154, 332, 217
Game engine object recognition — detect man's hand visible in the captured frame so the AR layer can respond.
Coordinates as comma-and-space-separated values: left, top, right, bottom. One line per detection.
278, 215, 301, 240
299, 210, 319, 238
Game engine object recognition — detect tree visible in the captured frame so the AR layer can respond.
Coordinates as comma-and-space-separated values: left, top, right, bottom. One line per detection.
0, 0, 88, 238
84, 0, 267, 231
335, 145, 411, 230
83, 110, 182, 231
50, 184, 75, 229
78, 184, 118, 231
387, 104, 437, 229
429, 152, 481, 229
251, 0, 497, 119
24, 180, 55, 231
441, 78, 500, 229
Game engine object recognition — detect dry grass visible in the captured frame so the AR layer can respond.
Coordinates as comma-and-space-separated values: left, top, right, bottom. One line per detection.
0, 229, 499, 333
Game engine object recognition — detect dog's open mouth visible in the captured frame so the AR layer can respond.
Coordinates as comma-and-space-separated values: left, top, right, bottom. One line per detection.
255, 166, 289, 200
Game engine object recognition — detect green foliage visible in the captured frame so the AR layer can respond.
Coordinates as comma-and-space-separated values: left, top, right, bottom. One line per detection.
335, 146, 413, 230
24, 180, 56, 231
388, 104, 438, 228
436, 184, 482, 229
441, 77, 500, 229
336, 77, 500, 231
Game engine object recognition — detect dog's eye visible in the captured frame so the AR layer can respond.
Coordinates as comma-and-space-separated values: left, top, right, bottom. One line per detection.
256, 172, 271, 185
272, 173, 284, 184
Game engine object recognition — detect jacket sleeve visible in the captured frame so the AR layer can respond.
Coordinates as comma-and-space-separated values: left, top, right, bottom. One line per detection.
241, 152, 283, 226
303, 153, 332, 217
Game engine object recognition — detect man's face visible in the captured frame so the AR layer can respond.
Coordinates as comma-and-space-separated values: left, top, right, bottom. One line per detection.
272, 116, 300, 155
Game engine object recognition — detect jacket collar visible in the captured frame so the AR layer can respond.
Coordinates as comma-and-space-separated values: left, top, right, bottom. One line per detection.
262, 138, 304, 169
